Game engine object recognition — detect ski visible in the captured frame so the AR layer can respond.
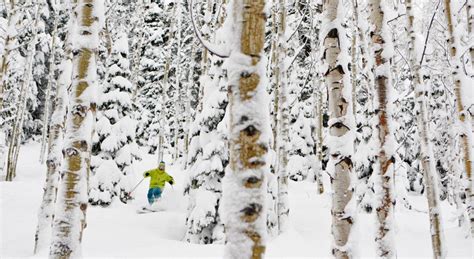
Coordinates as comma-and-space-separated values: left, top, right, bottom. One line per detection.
136, 206, 163, 214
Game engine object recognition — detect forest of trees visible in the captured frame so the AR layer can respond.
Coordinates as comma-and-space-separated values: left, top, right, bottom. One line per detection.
0, 0, 473, 258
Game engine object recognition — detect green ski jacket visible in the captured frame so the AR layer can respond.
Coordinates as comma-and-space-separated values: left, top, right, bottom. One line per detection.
143, 168, 174, 189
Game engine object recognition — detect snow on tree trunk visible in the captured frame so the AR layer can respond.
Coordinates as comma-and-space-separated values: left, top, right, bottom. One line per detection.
368, 0, 396, 256
222, 0, 270, 258
443, 0, 474, 237
0, 131, 5, 178
34, 55, 71, 254
266, 0, 279, 238
5, 2, 42, 181
0, 0, 17, 110
49, 0, 102, 257
352, 0, 377, 213
320, 0, 355, 258
275, 0, 289, 234
405, 0, 446, 256
467, 2, 474, 69
39, 5, 59, 164
309, 2, 325, 194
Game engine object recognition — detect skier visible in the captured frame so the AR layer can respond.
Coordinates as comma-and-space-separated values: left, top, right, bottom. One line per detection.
143, 161, 174, 206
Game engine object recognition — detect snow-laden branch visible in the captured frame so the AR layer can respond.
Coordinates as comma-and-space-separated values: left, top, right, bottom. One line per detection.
420, 0, 441, 65
189, 0, 230, 58
286, 6, 308, 44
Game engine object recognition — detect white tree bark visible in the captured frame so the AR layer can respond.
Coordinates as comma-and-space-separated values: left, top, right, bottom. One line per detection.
368, 0, 396, 257
49, 0, 102, 257
275, 0, 289, 234
405, 0, 446, 257
310, 2, 325, 193
321, 0, 355, 258
34, 56, 71, 254
5, 2, 42, 181
467, 1, 474, 68
0, 0, 17, 109
223, 0, 269, 258
443, 0, 474, 237
39, 6, 59, 164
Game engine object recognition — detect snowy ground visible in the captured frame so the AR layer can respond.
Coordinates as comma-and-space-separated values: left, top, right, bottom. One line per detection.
1, 142, 473, 258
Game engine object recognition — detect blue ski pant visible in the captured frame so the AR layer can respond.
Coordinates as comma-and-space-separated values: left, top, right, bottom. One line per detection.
147, 188, 162, 205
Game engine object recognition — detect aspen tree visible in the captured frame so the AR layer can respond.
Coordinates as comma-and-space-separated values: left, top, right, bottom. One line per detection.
368, 0, 396, 256
0, 0, 17, 109
271, 1, 279, 153
467, 2, 474, 67
34, 56, 71, 254
173, 2, 183, 161
223, 0, 269, 258
350, 0, 359, 119
352, 0, 377, 213
267, 2, 279, 237
405, 0, 446, 257
310, 1, 325, 194
443, 0, 474, 236
5, 2, 42, 181
321, 0, 355, 257
39, 3, 59, 164
0, 0, 14, 175
49, 0, 102, 257
275, 0, 289, 234
34, 2, 71, 252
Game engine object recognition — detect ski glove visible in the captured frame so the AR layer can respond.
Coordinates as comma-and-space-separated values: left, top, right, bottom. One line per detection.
145, 172, 150, 177
169, 180, 174, 185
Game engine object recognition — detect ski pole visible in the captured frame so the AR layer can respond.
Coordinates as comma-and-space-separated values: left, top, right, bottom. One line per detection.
128, 177, 145, 196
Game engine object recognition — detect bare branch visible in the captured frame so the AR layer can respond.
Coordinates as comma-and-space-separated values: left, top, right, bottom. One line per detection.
387, 13, 406, 24
189, 0, 230, 58
420, 0, 441, 65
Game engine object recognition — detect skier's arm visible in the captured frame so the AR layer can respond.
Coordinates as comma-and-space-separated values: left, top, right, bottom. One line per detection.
166, 173, 174, 185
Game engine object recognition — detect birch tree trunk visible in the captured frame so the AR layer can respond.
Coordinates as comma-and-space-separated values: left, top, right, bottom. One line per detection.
467, 2, 474, 68
350, 0, 359, 119
405, 0, 446, 257
172, 2, 183, 162
183, 44, 195, 169
158, 57, 170, 163
49, 0, 102, 257
223, 0, 269, 258
321, 0, 355, 257
276, 0, 289, 234
0, 0, 17, 109
5, 2, 42, 181
315, 85, 325, 194
39, 6, 59, 164
368, 0, 396, 257
310, 2, 324, 195
443, 0, 474, 237
34, 56, 71, 254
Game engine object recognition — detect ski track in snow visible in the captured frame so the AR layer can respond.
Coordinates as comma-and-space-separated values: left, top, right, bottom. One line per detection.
1, 143, 472, 258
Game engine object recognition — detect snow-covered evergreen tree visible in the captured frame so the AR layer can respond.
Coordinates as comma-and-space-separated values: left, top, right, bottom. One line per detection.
184, 50, 228, 244
287, 0, 318, 184
184, 0, 228, 244
89, 32, 138, 206
136, 1, 172, 156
